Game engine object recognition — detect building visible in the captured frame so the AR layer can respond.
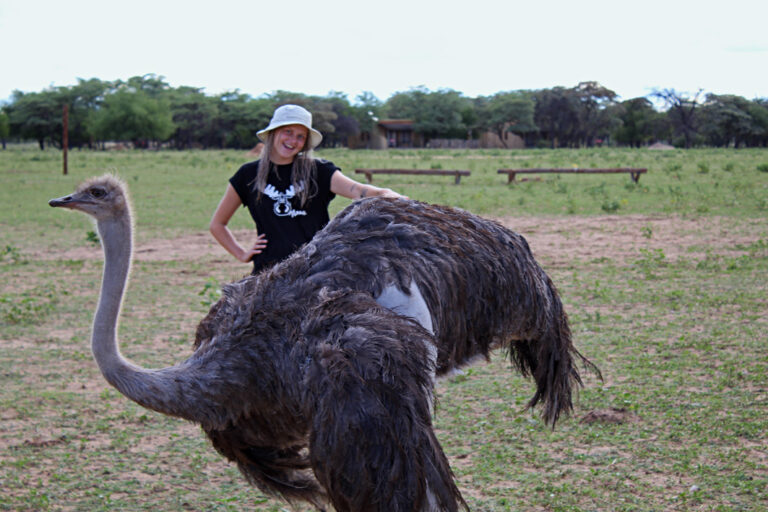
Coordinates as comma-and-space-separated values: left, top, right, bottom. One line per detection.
369, 119, 422, 149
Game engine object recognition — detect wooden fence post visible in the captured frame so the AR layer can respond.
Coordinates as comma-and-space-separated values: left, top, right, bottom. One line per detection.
62, 104, 69, 175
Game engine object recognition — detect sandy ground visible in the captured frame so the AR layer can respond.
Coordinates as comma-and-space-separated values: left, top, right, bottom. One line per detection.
4, 212, 765, 510
40, 214, 762, 267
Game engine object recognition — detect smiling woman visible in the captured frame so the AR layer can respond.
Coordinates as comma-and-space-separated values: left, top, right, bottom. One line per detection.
208, 104, 404, 274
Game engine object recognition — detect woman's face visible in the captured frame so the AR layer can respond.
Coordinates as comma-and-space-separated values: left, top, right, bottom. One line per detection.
270, 124, 309, 164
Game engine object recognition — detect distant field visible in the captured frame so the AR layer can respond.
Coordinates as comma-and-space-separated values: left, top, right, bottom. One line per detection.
1, 146, 766, 511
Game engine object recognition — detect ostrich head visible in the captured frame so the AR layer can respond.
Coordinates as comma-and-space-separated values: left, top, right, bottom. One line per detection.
48, 175, 130, 221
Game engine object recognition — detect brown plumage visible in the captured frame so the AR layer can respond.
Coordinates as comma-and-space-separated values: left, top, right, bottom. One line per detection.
50, 175, 599, 512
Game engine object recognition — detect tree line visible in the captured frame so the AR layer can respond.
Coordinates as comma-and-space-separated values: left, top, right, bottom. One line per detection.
1, 74, 766, 150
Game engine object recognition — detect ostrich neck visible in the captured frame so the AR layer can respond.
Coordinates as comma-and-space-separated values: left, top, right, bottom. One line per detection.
93, 213, 202, 422
92, 214, 133, 376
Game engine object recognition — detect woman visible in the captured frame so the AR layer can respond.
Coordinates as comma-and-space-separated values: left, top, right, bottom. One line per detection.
210, 104, 403, 273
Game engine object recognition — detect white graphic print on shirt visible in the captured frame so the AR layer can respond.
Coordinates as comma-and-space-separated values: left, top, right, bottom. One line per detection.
263, 184, 307, 218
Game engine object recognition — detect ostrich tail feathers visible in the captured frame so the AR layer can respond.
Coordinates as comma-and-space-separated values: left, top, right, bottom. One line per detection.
207, 430, 328, 507
509, 276, 601, 427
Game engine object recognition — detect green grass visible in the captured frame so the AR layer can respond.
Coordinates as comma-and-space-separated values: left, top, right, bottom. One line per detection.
2, 145, 767, 250
1, 145, 767, 510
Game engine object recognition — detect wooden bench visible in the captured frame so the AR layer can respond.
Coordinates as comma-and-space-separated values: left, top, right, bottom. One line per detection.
497, 168, 647, 184
355, 168, 471, 185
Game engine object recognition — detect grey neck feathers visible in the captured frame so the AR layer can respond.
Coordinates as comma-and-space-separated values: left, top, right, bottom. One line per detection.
92, 214, 133, 378
92, 212, 207, 423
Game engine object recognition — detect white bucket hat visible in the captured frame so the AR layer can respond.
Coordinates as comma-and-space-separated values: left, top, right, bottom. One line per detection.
257, 104, 323, 149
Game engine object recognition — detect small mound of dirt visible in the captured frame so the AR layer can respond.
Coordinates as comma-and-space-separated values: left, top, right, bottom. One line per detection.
580, 407, 639, 424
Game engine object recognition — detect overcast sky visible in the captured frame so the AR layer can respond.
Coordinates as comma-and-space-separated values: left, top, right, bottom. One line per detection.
1, 0, 766, 105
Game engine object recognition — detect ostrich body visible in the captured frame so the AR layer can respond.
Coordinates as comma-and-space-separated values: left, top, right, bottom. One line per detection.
49, 175, 598, 511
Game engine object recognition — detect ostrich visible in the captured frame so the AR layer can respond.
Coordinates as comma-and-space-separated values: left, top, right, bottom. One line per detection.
49, 174, 599, 511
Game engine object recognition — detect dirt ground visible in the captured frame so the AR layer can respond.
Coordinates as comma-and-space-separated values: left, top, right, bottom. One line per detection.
39, 214, 763, 266
5, 212, 766, 510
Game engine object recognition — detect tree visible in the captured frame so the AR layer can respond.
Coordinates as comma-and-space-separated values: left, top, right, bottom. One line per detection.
533, 87, 581, 148
120, 74, 171, 98
653, 88, 702, 148
572, 81, 619, 146
383, 87, 424, 120
532, 83, 619, 148
699, 94, 764, 148
612, 97, 662, 147
6, 75, 765, 151
0, 109, 9, 149
320, 91, 357, 148
88, 88, 174, 147
305, 99, 339, 144
476, 91, 536, 147
6, 89, 64, 149
60, 78, 112, 148
744, 99, 768, 147
350, 91, 383, 148
167, 86, 219, 149
384, 87, 470, 141
415, 89, 469, 140
215, 91, 272, 149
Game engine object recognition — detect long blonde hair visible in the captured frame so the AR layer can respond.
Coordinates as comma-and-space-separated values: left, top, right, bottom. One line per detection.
252, 130, 318, 206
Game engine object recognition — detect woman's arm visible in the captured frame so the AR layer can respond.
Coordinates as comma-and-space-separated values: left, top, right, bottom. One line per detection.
209, 184, 267, 263
330, 171, 406, 200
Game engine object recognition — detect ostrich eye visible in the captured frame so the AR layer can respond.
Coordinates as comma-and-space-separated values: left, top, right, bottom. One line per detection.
90, 187, 106, 199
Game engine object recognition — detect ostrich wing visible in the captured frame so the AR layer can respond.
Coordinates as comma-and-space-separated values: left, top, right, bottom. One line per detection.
301, 198, 600, 426
194, 285, 467, 510
301, 289, 467, 512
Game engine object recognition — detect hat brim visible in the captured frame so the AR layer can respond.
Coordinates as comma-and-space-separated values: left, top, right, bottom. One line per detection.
257, 122, 323, 149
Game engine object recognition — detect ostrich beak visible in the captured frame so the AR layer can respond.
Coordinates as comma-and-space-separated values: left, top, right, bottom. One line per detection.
49, 195, 77, 209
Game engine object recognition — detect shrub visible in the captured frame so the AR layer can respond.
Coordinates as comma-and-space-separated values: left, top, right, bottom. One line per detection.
601, 200, 620, 213
0, 245, 27, 265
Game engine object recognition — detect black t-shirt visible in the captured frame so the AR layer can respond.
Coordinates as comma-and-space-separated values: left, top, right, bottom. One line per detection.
230, 159, 339, 272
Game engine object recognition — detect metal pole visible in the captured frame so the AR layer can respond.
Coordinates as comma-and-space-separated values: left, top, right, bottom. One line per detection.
62, 104, 69, 175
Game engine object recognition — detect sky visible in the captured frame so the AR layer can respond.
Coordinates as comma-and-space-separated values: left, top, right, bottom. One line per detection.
1, 0, 767, 106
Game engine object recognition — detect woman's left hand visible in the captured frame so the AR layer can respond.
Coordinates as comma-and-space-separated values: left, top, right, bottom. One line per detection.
331, 171, 408, 200
379, 188, 408, 199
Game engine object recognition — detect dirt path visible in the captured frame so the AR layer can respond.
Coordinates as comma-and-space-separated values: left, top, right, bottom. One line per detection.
41, 214, 763, 266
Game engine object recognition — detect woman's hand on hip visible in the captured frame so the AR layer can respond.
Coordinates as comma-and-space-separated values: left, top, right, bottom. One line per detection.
237, 234, 267, 262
